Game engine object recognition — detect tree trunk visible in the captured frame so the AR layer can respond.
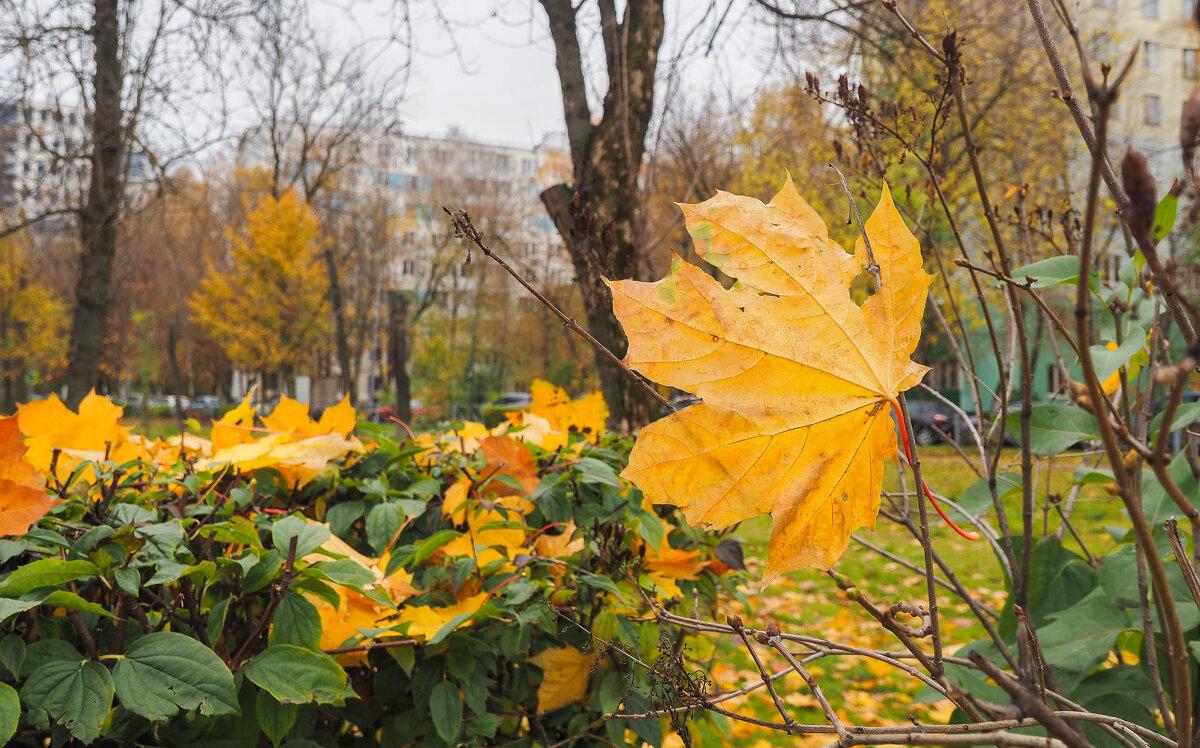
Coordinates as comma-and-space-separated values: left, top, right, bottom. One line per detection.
538, 0, 665, 432
66, 0, 124, 408
323, 243, 355, 405
387, 290, 411, 424
542, 184, 656, 431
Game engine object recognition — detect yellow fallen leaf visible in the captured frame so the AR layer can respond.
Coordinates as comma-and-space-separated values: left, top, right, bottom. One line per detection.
530, 646, 595, 712
610, 177, 931, 583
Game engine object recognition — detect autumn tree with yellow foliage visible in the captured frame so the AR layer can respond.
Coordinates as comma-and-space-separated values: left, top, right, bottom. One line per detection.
190, 189, 331, 389
0, 235, 69, 412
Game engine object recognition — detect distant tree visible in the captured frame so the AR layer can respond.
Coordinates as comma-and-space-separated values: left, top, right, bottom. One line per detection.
239, 0, 409, 403
0, 0, 241, 406
190, 190, 331, 390
0, 234, 69, 412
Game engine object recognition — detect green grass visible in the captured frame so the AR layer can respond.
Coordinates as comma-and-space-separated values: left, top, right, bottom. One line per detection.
684, 445, 1128, 747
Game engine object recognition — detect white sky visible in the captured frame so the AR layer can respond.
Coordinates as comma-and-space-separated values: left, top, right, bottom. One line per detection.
394, 1, 783, 148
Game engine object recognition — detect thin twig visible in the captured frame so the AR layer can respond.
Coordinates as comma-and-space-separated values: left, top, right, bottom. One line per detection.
766, 633, 848, 741
827, 163, 881, 289
444, 207, 672, 412
728, 617, 797, 729
1164, 519, 1200, 620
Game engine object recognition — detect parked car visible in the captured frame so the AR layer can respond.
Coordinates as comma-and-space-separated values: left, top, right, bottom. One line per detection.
898, 399, 960, 446
184, 396, 224, 419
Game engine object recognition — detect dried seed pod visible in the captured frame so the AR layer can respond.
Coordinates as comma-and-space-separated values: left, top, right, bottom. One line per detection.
1181, 92, 1200, 182
1121, 146, 1157, 239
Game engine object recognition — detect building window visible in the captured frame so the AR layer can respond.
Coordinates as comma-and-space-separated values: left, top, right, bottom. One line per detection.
21, 162, 29, 175
1146, 94, 1163, 125
39, 109, 48, 123
36, 162, 45, 176
1145, 41, 1162, 72
1187, 49, 1199, 78
521, 158, 535, 175
23, 133, 31, 148
67, 112, 75, 127
1185, 0, 1196, 16
401, 260, 414, 275
1144, 0, 1160, 15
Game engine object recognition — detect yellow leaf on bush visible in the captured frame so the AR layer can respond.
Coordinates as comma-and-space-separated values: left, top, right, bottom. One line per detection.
644, 540, 707, 599
530, 646, 595, 713
610, 178, 931, 583
535, 519, 585, 559
395, 590, 488, 641
0, 416, 60, 536
211, 395, 257, 453
529, 380, 607, 442
17, 391, 148, 478
301, 527, 420, 663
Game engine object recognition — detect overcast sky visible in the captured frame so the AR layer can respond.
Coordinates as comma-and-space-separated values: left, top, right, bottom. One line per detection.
393, 1, 782, 149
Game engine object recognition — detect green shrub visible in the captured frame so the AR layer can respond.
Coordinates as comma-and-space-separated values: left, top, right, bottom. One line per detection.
0, 421, 742, 747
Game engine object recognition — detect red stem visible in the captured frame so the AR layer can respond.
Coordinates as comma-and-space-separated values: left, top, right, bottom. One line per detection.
891, 402, 980, 541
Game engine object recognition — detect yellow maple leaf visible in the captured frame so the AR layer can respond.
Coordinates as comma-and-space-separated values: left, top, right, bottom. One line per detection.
610, 178, 931, 584
17, 391, 148, 479
0, 416, 61, 536
529, 380, 608, 442
211, 395, 257, 453
530, 646, 596, 713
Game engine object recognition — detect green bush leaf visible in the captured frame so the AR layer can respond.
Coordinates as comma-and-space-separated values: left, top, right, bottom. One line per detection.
366, 502, 406, 554
1036, 588, 1133, 691
271, 514, 330, 559
1152, 191, 1178, 244
0, 682, 18, 745
1009, 405, 1100, 457
429, 680, 463, 744
21, 658, 115, 743
256, 689, 300, 747
0, 559, 99, 596
244, 645, 347, 704
112, 631, 239, 720
1007, 256, 1091, 289
270, 592, 323, 650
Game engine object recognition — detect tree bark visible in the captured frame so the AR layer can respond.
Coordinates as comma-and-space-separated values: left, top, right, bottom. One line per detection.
66, 0, 125, 407
538, 0, 666, 431
387, 290, 411, 424
323, 242, 355, 405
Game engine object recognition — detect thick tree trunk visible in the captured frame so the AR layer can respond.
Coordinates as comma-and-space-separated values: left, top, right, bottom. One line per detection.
323, 243, 355, 405
542, 185, 655, 431
387, 290, 411, 424
538, 0, 665, 432
66, 0, 124, 407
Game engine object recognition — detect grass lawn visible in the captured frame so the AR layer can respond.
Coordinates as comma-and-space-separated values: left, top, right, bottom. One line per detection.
675, 444, 1127, 747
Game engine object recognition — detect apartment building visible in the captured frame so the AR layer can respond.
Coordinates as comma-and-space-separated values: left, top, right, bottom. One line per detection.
236, 123, 576, 295
0, 100, 152, 230
1083, 0, 1198, 188
0, 101, 90, 222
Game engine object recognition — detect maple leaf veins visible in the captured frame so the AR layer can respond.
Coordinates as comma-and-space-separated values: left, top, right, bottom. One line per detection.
609, 177, 932, 584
